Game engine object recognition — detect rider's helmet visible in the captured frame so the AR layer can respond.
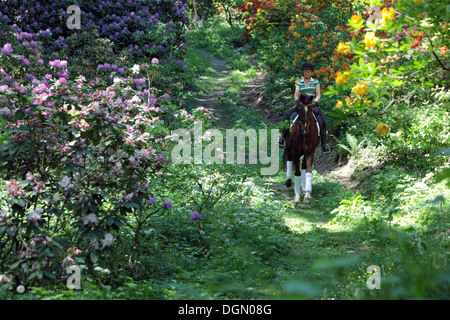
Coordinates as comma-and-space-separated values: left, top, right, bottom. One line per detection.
301, 62, 314, 71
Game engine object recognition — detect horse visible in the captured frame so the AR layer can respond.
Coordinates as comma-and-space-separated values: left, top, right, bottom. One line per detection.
282, 94, 319, 203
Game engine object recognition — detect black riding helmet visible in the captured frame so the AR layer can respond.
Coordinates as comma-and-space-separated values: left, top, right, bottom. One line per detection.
302, 62, 314, 71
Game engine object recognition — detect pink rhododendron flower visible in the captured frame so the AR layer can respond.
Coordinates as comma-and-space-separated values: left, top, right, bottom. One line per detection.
5, 179, 23, 197
101, 233, 115, 248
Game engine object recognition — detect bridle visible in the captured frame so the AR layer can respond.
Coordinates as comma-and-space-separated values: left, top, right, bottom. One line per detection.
294, 101, 313, 135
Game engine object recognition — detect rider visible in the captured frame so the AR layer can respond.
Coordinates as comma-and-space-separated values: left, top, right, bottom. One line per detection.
279, 62, 331, 153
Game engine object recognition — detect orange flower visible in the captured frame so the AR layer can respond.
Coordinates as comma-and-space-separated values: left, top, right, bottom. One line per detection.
440, 46, 447, 55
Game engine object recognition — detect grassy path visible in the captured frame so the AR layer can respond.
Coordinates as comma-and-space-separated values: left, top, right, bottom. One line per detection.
182, 47, 381, 299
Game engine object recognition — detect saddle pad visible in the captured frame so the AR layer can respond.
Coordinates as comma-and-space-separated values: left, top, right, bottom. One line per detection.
291, 113, 320, 137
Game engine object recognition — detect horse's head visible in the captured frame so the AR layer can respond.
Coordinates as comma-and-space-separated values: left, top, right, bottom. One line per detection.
295, 94, 314, 135
297, 94, 314, 110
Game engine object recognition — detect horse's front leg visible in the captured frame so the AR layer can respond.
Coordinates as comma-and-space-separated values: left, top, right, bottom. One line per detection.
301, 157, 307, 193
293, 155, 301, 203
285, 157, 293, 188
303, 154, 314, 203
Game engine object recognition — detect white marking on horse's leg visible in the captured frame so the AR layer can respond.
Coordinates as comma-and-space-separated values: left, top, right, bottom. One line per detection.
286, 161, 292, 180
301, 169, 306, 192
294, 175, 301, 199
303, 172, 312, 203
304, 191, 312, 203
305, 172, 312, 192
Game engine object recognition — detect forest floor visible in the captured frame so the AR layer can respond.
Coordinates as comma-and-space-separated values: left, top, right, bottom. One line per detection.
181, 48, 380, 298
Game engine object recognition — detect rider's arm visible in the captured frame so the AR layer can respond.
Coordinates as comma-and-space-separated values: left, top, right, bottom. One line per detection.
294, 86, 301, 102
315, 85, 321, 103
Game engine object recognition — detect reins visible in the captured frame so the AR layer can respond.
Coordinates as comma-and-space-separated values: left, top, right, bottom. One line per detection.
294, 101, 314, 135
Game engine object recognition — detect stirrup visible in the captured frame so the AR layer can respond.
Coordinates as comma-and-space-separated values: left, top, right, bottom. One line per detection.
322, 144, 331, 153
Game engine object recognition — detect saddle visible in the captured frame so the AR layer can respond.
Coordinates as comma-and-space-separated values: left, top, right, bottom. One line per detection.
290, 111, 321, 137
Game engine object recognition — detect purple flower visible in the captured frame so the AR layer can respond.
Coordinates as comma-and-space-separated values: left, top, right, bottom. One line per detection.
145, 197, 156, 205
1, 43, 13, 54
0, 85, 10, 92
151, 57, 159, 64
149, 93, 157, 105
155, 153, 166, 164
190, 211, 200, 220
37, 59, 44, 65
49, 59, 67, 69
162, 200, 172, 209
133, 78, 146, 84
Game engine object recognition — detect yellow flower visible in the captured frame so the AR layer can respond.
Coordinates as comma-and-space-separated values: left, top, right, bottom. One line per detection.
381, 7, 395, 21
373, 77, 382, 84
363, 32, 378, 50
336, 99, 343, 109
350, 14, 362, 25
337, 42, 351, 55
377, 122, 390, 136
380, 7, 395, 25
335, 71, 350, 85
351, 81, 369, 96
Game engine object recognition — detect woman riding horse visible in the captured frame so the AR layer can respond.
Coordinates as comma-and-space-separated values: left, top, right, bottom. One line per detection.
279, 62, 331, 153
283, 93, 319, 203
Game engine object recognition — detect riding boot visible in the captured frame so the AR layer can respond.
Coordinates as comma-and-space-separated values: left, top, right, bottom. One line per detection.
314, 106, 331, 153
279, 128, 289, 148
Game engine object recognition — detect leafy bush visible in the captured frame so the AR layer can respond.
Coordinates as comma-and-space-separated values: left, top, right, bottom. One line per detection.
0, 0, 190, 94
0, 32, 196, 287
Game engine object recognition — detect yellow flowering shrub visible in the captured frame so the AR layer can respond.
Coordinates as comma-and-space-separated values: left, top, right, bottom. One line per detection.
363, 32, 378, 50
335, 71, 351, 85
351, 81, 369, 97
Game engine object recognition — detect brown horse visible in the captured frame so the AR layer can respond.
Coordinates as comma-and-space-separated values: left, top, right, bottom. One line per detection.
283, 94, 319, 203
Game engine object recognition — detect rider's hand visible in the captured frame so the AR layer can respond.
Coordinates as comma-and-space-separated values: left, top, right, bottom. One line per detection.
313, 101, 318, 107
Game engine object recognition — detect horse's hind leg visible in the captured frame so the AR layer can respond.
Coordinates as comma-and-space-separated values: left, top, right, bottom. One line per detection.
303, 154, 314, 203
301, 157, 307, 192
293, 155, 301, 203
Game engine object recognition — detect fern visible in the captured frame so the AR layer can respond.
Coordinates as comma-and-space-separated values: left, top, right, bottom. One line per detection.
337, 133, 364, 157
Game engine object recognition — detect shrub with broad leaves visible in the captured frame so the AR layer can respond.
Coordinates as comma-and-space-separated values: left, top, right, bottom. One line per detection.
0, 28, 196, 286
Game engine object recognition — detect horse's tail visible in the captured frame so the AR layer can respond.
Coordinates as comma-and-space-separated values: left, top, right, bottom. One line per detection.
282, 147, 287, 171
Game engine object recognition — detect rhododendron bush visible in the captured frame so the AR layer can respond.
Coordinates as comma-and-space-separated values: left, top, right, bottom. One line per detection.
0, 0, 190, 91
0, 16, 204, 284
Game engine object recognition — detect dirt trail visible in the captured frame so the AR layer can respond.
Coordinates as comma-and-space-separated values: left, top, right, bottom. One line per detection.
189, 49, 233, 127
